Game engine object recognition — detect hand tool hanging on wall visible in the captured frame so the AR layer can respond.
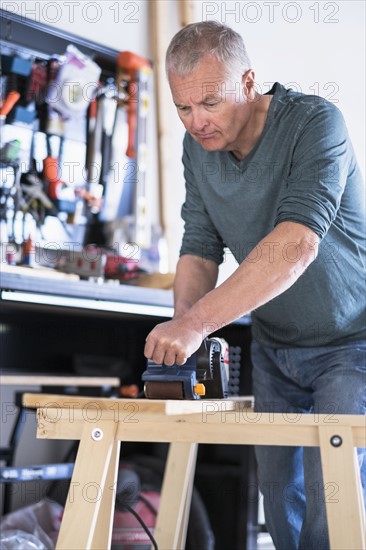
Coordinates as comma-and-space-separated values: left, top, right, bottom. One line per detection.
40, 58, 65, 200
142, 338, 230, 400
99, 86, 129, 222
42, 50, 100, 206
86, 95, 103, 211
1, 54, 34, 125
45, 45, 101, 120
85, 79, 123, 223
117, 52, 152, 248
99, 78, 117, 195
82, 90, 106, 246
117, 52, 151, 159
0, 90, 21, 121
26, 59, 48, 106
43, 134, 65, 200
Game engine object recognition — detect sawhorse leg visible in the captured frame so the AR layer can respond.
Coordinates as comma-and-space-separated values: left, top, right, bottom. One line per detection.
91, 440, 121, 549
319, 426, 366, 550
56, 421, 120, 550
154, 442, 198, 550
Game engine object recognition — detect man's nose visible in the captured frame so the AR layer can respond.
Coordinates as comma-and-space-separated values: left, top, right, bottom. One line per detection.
190, 109, 209, 132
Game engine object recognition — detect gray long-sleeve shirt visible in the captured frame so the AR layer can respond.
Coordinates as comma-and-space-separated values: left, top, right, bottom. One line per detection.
180, 82, 365, 347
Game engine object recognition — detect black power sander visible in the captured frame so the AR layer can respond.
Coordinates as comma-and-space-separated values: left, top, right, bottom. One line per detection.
142, 337, 230, 400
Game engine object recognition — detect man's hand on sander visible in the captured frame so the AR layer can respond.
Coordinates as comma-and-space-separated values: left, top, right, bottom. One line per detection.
144, 318, 203, 366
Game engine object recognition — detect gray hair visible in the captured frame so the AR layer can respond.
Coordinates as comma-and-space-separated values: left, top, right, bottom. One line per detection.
166, 21, 251, 80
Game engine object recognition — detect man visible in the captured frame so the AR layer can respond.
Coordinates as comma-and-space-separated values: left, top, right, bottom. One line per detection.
144, 21, 365, 549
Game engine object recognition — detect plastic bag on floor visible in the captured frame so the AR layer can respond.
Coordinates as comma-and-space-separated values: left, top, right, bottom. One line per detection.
0, 499, 63, 550
0, 530, 46, 549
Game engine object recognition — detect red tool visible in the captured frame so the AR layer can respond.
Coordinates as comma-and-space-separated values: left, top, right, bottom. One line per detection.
104, 254, 142, 282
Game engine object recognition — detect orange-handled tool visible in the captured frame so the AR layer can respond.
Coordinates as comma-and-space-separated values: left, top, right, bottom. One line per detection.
0, 91, 21, 117
43, 156, 62, 200
117, 51, 151, 158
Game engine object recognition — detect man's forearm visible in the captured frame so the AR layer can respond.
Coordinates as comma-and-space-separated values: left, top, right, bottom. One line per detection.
173, 254, 219, 318
183, 222, 319, 335
144, 222, 319, 366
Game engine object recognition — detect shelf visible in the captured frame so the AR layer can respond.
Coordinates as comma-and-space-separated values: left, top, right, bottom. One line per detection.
0, 8, 118, 77
0, 269, 174, 318
0, 269, 250, 324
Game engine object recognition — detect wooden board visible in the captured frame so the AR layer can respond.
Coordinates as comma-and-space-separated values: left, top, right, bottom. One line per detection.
23, 393, 244, 415
22, 394, 366, 431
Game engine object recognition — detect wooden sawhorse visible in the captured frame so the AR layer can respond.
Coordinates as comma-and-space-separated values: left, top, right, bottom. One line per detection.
23, 394, 366, 550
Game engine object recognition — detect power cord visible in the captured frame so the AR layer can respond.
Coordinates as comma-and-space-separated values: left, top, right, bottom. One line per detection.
138, 492, 158, 515
115, 467, 159, 550
121, 502, 159, 550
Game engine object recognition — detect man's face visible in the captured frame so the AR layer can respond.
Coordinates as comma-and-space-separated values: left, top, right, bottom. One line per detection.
168, 55, 254, 153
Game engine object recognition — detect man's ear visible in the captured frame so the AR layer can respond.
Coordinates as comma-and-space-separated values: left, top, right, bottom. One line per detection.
241, 69, 256, 100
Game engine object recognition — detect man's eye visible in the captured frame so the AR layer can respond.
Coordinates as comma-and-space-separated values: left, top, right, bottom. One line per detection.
178, 106, 189, 112
204, 102, 218, 107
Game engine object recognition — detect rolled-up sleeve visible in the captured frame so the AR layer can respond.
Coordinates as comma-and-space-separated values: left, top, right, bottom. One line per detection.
275, 103, 350, 240
180, 134, 225, 264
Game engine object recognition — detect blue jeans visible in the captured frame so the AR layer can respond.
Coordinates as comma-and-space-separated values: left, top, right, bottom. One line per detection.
251, 340, 366, 550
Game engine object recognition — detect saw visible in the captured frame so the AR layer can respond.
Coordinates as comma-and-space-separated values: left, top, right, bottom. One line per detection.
142, 337, 230, 400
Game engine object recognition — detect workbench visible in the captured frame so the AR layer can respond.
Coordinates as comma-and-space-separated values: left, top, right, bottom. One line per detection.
23, 393, 366, 550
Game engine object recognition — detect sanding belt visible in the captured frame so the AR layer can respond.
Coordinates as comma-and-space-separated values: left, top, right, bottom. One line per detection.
144, 381, 185, 399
